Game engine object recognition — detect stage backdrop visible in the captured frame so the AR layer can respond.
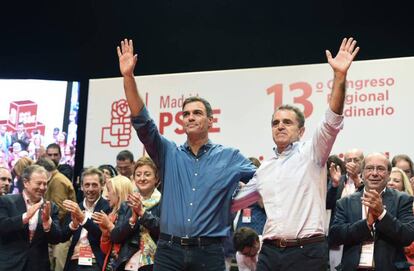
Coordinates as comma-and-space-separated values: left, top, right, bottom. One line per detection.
85, 56, 413, 167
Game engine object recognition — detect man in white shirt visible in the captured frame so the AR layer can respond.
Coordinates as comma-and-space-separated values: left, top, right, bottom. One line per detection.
232, 37, 359, 270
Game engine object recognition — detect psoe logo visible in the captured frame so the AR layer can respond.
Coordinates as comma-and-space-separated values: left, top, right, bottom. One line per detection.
101, 99, 131, 147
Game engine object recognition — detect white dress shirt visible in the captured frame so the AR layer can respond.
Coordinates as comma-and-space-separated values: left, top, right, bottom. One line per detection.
233, 108, 344, 239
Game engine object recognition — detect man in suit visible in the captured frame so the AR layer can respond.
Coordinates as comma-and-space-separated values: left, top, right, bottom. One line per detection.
329, 152, 414, 271
0, 164, 61, 271
61, 167, 110, 271
36, 157, 77, 271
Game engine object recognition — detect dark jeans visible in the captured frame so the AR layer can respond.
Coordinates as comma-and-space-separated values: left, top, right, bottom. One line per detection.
153, 239, 225, 271
257, 240, 328, 271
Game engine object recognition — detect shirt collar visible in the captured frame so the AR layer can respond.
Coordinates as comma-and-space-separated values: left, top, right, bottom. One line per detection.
83, 196, 101, 212
273, 142, 296, 158
182, 140, 213, 153
22, 190, 44, 206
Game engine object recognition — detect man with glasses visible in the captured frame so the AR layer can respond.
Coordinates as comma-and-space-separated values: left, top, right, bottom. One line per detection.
0, 167, 12, 196
330, 153, 414, 271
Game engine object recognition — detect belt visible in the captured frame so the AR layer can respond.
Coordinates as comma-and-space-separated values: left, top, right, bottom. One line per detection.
263, 234, 325, 248
160, 233, 223, 246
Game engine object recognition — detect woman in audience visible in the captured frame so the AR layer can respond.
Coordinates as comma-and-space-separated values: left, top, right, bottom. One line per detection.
392, 154, 414, 190
387, 167, 413, 195
94, 157, 161, 271
92, 175, 133, 271
387, 167, 414, 270
99, 164, 118, 199
10, 157, 33, 194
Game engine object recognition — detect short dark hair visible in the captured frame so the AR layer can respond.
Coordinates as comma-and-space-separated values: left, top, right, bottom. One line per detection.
46, 143, 62, 156
392, 154, 414, 176
233, 227, 259, 252
81, 167, 105, 186
116, 150, 134, 162
182, 96, 213, 118
248, 157, 261, 168
35, 157, 57, 172
272, 104, 305, 128
98, 164, 118, 178
327, 155, 346, 175
21, 165, 48, 183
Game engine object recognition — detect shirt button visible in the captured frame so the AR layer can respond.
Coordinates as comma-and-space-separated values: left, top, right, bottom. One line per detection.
187, 219, 191, 222
192, 188, 196, 191
196, 159, 199, 162
190, 203, 193, 206
194, 173, 198, 176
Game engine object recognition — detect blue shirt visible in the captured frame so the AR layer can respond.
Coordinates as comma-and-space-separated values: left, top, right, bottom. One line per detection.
132, 107, 255, 237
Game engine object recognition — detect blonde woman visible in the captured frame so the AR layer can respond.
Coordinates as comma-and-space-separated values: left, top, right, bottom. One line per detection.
92, 175, 133, 271
106, 156, 161, 271
387, 167, 413, 196
387, 167, 414, 270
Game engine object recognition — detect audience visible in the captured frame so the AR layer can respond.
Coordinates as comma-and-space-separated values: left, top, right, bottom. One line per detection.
62, 167, 110, 271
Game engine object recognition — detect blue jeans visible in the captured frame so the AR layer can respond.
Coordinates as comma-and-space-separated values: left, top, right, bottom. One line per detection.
154, 239, 226, 271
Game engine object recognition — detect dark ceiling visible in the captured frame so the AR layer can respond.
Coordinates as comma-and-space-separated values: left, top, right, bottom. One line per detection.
1, 1, 413, 81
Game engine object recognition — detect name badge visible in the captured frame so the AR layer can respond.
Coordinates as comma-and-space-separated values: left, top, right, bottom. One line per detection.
358, 241, 374, 268
78, 246, 94, 266
125, 251, 140, 271
242, 208, 252, 223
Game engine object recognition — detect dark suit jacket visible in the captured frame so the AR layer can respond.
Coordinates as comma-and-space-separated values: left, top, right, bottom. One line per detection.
0, 194, 61, 271
329, 188, 414, 271
61, 197, 110, 271
326, 175, 364, 229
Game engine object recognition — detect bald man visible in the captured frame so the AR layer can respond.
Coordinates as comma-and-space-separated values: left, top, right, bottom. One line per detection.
0, 167, 12, 196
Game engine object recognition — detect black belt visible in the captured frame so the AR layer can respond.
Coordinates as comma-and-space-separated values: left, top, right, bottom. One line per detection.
263, 234, 326, 248
160, 233, 223, 246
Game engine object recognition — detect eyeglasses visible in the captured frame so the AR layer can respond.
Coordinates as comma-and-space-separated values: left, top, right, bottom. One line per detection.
364, 165, 387, 174
0, 177, 12, 182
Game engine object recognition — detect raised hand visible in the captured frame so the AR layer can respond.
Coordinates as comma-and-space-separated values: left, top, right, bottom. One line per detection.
63, 199, 85, 222
71, 212, 80, 228
23, 201, 43, 224
127, 193, 144, 218
41, 201, 51, 223
117, 39, 138, 77
329, 163, 342, 188
92, 211, 114, 233
361, 189, 384, 220
326, 37, 360, 76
